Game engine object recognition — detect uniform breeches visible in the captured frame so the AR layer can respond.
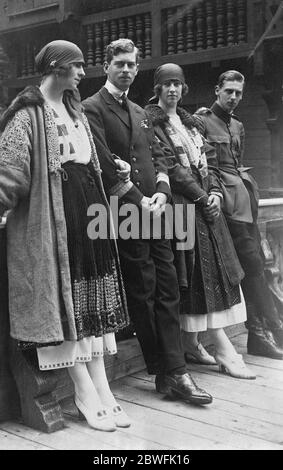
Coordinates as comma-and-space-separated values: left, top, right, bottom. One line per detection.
117, 237, 186, 375
226, 218, 280, 330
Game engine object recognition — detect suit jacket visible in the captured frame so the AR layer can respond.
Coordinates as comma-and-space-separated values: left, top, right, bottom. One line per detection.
83, 87, 171, 206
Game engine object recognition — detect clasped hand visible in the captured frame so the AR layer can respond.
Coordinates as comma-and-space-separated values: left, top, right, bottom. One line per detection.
203, 194, 221, 222
114, 159, 131, 182
114, 160, 166, 216
141, 193, 167, 217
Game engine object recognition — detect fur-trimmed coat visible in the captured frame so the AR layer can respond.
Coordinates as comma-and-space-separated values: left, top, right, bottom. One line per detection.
145, 104, 222, 206
146, 104, 244, 311
0, 86, 125, 344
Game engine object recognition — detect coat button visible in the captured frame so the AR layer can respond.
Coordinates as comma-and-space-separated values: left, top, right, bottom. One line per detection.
136, 181, 140, 186
149, 145, 152, 150
134, 169, 139, 174
132, 157, 137, 162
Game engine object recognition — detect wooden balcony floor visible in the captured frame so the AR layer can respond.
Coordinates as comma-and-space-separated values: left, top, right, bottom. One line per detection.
0, 332, 283, 450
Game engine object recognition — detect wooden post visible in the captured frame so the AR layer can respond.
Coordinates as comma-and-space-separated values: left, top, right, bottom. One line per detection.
150, 0, 162, 58
9, 340, 65, 433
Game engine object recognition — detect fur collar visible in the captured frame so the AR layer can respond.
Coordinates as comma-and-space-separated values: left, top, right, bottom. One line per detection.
0, 86, 82, 132
145, 104, 199, 130
0, 86, 44, 131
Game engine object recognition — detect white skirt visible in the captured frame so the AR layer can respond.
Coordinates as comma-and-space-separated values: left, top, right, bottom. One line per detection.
37, 332, 117, 370
180, 287, 247, 332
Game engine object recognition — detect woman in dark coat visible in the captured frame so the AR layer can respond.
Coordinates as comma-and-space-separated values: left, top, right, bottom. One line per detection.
146, 63, 255, 379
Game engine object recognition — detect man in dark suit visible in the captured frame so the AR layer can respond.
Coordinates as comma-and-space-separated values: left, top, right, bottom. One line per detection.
83, 38, 212, 405
195, 70, 283, 359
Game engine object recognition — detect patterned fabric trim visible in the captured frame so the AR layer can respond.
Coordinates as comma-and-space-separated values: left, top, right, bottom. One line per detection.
38, 348, 117, 370
0, 109, 31, 170
43, 105, 100, 176
164, 120, 208, 179
156, 172, 170, 186
210, 190, 223, 199
43, 103, 62, 174
72, 262, 129, 339
18, 340, 63, 350
109, 178, 134, 198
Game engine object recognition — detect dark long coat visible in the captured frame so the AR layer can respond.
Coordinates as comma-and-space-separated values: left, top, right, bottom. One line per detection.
146, 104, 244, 316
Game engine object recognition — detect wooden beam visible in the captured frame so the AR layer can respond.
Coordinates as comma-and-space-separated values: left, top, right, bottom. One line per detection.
81, 3, 151, 26
1, 44, 253, 89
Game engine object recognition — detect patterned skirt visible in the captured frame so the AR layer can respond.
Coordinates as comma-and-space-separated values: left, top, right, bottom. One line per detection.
178, 206, 241, 317
36, 161, 129, 369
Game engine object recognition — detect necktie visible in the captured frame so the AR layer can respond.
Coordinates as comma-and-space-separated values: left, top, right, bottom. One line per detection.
120, 92, 129, 112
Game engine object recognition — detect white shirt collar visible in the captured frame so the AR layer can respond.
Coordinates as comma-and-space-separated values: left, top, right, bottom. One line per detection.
104, 79, 129, 101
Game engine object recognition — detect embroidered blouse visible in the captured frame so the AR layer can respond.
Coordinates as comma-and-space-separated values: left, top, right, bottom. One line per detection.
51, 107, 92, 164
168, 114, 208, 179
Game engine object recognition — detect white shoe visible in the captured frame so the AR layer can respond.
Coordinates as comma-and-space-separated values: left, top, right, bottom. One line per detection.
75, 395, 117, 432
106, 404, 131, 428
215, 353, 256, 380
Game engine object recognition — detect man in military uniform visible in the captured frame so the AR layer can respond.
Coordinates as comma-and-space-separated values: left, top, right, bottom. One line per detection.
195, 70, 283, 359
83, 38, 212, 405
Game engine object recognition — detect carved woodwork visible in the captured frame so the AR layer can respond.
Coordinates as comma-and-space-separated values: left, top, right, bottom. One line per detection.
227, 0, 235, 46
86, 24, 94, 67
118, 17, 126, 39
144, 13, 151, 58
127, 16, 134, 42
166, 8, 175, 55
135, 15, 143, 58
185, 5, 194, 52
206, 0, 214, 49
9, 342, 65, 433
237, 0, 247, 44
216, 0, 225, 47
260, 218, 283, 323
110, 19, 118, 43
0, 224, 64, 431
176, 7, 184, 54
196, 1, 205, 51
94, 22, 102, 65
0, 1, 252, 80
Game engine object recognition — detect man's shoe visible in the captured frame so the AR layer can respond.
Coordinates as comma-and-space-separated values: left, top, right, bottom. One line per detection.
247, 330, 283, 359
155, 374, 171, 395
156, 373, 212, 405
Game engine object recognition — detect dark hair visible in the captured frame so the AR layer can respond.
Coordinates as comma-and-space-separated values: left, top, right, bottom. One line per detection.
105, 38, 139, 64
217, 70, 245, 88
41, 62, 77, 78
153, 82, 189, 98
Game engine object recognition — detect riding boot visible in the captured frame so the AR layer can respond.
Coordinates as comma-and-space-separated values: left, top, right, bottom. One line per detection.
271, 328, 283, 349
243, 273, 283, 351
246, 304, 283, 359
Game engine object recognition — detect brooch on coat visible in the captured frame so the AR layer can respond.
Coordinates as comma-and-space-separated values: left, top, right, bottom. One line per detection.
140, 119, 150, 128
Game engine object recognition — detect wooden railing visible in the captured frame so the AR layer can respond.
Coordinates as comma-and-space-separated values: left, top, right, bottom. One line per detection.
6, 0, 59, 17
0, 0, 267, 83
81, 0, 248, 68
161, 0, 247, 55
